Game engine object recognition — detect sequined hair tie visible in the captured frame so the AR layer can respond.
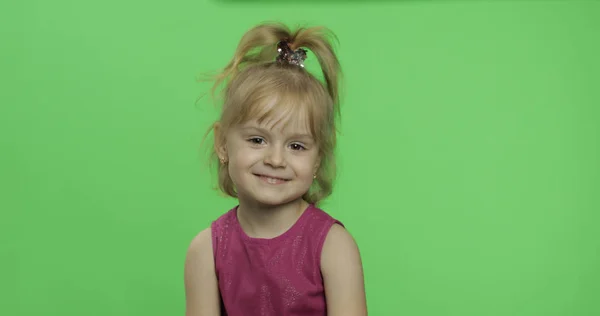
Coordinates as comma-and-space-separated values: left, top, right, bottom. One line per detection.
276, 40, 307, 68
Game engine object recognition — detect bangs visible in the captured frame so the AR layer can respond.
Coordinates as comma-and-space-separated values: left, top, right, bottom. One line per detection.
234, 88, 321, 137
220, 64, 334, 148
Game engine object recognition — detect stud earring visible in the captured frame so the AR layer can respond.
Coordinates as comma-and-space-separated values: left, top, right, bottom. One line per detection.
220, 157, 226, 164
313, 174, 317, 179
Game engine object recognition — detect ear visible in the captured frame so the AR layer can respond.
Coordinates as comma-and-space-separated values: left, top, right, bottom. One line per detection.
313, 156, 322, 174
213, 122, 227, 160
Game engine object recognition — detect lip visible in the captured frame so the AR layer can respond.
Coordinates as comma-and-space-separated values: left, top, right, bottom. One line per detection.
253, 174, 290, 183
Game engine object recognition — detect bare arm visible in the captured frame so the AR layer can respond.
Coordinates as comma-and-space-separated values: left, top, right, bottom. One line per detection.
184, 228, 221, 316
321, 224, 368, 316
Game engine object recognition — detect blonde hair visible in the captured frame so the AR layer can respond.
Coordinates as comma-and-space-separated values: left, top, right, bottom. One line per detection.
205, 22, 342, 205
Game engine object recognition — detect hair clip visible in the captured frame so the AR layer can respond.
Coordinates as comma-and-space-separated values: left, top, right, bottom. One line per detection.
276, 40, 307, 68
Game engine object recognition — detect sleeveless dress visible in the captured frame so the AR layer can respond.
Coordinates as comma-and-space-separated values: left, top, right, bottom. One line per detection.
211, 204, 343, 316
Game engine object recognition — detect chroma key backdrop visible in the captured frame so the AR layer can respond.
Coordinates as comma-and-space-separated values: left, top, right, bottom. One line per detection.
2, 0, 599, 315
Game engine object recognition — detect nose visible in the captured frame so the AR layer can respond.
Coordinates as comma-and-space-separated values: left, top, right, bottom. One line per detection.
263, 145, 286, 168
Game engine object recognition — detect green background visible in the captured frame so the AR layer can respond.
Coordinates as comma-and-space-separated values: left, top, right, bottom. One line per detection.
2, 0, 599, 315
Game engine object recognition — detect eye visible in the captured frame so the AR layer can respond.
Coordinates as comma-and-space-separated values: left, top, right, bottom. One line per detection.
290, 143, 306, 151
247, 137, 265, 145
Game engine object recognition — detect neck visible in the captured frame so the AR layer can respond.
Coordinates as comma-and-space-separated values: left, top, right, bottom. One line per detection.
236, 198, 309, 239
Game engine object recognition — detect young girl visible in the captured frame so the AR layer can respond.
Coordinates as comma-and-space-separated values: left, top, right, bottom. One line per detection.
184, 22, 367, 316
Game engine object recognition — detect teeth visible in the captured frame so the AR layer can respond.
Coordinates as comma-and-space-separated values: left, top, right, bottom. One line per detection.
262, 176, 284, 184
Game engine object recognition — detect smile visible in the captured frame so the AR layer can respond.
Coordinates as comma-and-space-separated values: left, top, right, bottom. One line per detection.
254, 174, 289, 185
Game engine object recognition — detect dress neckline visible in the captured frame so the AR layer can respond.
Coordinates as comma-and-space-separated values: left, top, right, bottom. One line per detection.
233, 204, 314, 245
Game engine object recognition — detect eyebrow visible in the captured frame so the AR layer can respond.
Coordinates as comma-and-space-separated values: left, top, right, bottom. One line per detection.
240, 126, 314, 140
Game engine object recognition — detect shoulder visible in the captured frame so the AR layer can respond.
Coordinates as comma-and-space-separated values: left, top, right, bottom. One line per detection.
321, 223, 359, 265
185, 207, 238, 277
185, 228, 213, 266
184, 228, 222, 315
211, 207, 237, 231
184, 227, 214, 285
307, 206, 347, 252
191, 227, 212, 247
320, 224, 368, 316
210, 208, 238, 246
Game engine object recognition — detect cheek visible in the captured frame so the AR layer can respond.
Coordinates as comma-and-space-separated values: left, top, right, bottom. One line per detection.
228, 146, 260, 173
299, 164, 314, 176
296, 155, 320, 178
232, 148, 256, 164
226, 156, 248, 186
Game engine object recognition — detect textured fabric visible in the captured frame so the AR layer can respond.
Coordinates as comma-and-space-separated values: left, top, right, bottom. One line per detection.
211, 204, 343, 316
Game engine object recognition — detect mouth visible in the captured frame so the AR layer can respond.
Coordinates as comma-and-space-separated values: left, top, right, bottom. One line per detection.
254, 174, 290, 185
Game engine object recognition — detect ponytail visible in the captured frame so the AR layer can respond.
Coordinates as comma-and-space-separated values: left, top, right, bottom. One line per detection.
287, 26, 341, 116
209, 22, 341, 115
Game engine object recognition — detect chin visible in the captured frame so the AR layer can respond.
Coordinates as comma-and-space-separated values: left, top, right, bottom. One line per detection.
247, 189, 307, 207
252, 194, 298, 207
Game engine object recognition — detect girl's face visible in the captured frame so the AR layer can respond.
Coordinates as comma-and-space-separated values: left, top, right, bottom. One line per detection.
222, 114, 320, 207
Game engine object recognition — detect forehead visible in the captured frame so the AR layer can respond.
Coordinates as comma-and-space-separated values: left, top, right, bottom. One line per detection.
239, 97, 313, 135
